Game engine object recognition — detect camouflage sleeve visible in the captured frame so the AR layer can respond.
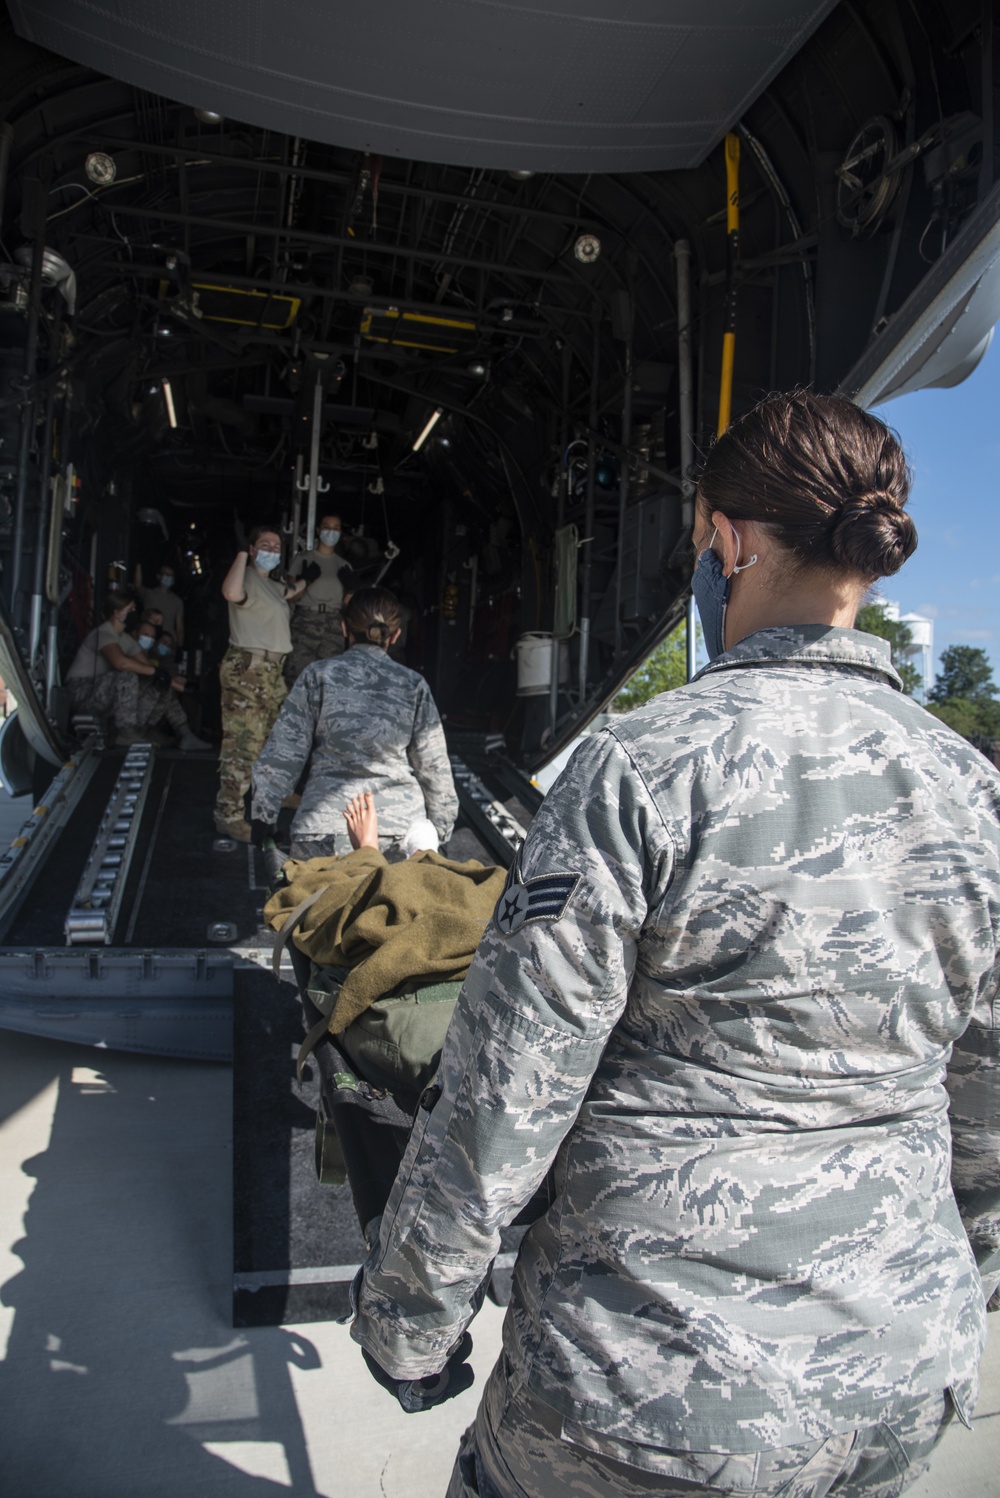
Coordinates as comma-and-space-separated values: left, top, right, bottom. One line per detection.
946, 965, 1000, 1303
351, 731, 675, 1378
250, 669, 321, 824
406, 683, 459, 843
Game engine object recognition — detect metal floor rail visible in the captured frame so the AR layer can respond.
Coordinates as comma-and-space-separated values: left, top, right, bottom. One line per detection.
65, 744, 155, 944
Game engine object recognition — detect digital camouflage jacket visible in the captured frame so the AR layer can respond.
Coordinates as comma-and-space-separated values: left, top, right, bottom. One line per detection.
352, 626, 1000, 1454
251, 642, 458, 851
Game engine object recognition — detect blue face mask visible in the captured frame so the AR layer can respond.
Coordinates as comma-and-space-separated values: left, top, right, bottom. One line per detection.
137, 633, 155, 651
156, 643, 171, 657
691, 525, 757, 661
255, 550, 281, 573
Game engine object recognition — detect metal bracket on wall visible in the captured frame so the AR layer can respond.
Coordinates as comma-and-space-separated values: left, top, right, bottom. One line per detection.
65, 744, 154, 943
0, 738, 100, 941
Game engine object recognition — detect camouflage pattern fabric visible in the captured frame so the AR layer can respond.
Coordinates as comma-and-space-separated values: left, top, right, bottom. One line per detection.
283, 606, 344, 687
352, 626, 1000, 1460
215, 648, 287, 826
68, 669, 187, 734
448, 1354, 955, 1498
251, 642, 458, 853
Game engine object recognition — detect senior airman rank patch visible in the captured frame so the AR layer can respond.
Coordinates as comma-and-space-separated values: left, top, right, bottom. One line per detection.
493, 855, 580, 937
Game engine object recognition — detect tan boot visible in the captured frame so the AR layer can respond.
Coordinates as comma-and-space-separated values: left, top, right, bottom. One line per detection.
214, 818, 252, 843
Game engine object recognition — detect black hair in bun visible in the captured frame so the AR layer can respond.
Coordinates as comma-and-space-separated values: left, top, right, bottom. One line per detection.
697, 391, 917, 580
829, 492, 918, 576
343, 587, 402, 650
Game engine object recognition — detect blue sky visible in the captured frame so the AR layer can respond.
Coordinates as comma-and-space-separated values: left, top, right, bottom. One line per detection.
871, 336, 1000, 688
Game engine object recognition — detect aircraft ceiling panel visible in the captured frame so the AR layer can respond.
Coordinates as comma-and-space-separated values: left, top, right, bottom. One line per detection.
7, 0, 839, 171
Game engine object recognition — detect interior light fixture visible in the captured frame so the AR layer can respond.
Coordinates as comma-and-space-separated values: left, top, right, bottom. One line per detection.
162, 378, 177, 429
507, 170, 535, 180
194, 109, 224, 125
412, 407, 443, 452
85, 152, 117, 185
573, 233, 602, 265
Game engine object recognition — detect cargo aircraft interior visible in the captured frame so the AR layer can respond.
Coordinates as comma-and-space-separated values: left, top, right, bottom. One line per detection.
0, 0, 997, 1063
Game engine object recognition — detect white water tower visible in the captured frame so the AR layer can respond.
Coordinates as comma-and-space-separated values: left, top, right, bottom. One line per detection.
899, 613, 934, 703
882, 601, 934, 702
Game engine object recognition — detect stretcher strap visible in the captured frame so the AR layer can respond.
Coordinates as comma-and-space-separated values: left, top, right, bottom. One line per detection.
298, 984, 340, 1085
269, 880, 342, 1085
271, 883, 332, 980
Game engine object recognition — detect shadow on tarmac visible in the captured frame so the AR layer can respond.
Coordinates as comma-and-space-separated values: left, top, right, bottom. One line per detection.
0, 1034, 323, 1496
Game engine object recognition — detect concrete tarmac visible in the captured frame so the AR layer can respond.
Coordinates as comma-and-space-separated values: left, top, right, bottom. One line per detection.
0, 1029, 996, 1498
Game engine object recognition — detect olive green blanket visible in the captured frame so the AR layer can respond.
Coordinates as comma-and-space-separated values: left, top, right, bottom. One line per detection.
263, 846, 505, 1033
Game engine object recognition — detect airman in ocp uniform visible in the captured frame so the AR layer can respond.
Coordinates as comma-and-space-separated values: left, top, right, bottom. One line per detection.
214, 525, 305, 841
284, 512, 356, 686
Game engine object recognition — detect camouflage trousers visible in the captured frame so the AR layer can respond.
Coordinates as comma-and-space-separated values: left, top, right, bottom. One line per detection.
214, 648, 287, 826
284, 608, 344, 687
69, 672, 187, 735
446, 1354, 955, 1498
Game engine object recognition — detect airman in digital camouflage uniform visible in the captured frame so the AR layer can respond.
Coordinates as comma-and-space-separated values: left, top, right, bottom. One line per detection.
251, 586, 457, 858
351, 395, 1000, 1498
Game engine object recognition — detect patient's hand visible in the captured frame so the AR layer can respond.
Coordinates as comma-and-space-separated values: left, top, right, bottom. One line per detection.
343, 790, 379, 850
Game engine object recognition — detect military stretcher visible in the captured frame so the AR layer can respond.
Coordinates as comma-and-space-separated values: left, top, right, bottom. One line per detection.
265, 843, 550, 1290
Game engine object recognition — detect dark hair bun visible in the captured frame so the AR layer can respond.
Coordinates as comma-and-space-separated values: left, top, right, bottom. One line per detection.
696, 392, 917, 580
343, 586, 402, 649
830, 492, 917, 577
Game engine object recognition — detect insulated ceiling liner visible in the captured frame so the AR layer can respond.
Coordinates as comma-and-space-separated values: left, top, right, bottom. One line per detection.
7, 0, 840, 172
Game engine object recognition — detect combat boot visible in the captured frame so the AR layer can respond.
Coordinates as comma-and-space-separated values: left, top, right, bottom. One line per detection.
178, 729, 212, 752
214, 817, 252, 843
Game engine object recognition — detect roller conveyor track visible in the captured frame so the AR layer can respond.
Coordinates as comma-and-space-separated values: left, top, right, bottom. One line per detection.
0, 750, 276, 1059
447, 735, 544, 867
65, 744, 155, 943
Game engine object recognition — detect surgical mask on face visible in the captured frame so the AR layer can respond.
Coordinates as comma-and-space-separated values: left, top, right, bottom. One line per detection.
690, 525, 758, 661
156, 643, 171, 657
137, 633, 155, 651
255, 550, 281, 573
159, 574, 174, 589
319, 529, 340, 547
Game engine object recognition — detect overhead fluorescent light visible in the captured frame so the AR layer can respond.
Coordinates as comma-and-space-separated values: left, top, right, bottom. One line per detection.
412, 407, 443, 452
162, 378, 177, 428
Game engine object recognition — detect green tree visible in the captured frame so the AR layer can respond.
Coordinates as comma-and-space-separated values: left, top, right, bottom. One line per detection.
928, 645, 998, 704
925, 644, 1000, 753
925, 695, 1000, 743
854, 601, 921, 696
615, 621, 695, 711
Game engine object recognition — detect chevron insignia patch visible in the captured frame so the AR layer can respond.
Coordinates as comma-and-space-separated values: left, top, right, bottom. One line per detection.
493, 857, 580, 937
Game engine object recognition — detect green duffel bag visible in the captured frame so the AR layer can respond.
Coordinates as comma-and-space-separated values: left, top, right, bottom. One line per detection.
338, 979, 462, 1108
